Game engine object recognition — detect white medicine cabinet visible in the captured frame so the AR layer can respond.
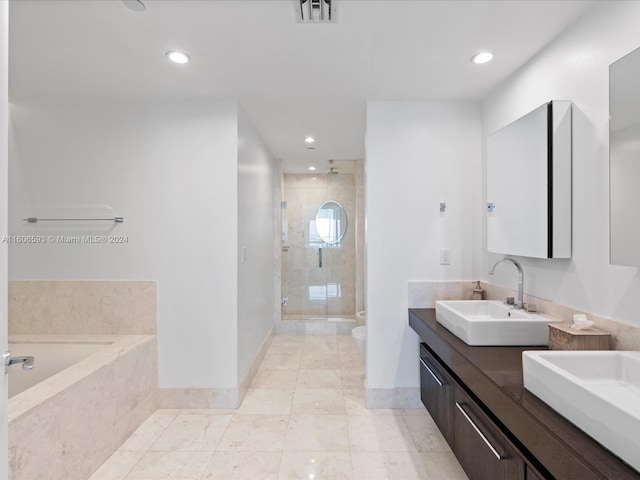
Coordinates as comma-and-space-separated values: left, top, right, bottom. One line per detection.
486, 101, 572, 259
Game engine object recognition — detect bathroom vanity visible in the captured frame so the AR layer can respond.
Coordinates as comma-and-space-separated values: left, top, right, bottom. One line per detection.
409, 308, 639, 480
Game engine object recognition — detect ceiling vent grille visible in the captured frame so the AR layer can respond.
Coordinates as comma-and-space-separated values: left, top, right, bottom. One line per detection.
296, 0, 337, 23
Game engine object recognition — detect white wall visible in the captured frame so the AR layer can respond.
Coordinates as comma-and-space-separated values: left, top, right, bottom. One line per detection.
366, 102, 482, 393
482, 1, 640, 326
8, 100, 240, 388
237, 108, 275, 381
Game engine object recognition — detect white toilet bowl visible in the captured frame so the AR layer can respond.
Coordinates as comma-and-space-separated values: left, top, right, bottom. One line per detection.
352, 325, 366, 356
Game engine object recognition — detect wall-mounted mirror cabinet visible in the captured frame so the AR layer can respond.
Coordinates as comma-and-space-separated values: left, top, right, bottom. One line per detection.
487, 101, 572, 259
610, 47, 640, 266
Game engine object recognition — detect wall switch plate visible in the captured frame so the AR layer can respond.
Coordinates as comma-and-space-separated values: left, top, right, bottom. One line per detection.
440, 248, 451, 265
241, 246, 247, 263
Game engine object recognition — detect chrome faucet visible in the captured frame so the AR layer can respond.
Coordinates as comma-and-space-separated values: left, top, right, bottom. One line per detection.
489, 258, 524, 309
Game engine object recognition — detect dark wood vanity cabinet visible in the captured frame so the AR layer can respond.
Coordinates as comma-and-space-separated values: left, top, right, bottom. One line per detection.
526, 467, 544, 480
420, 342, 526, 480
419, 344, 454, 445
454, 386, 525, 480
411, 309, 640, 480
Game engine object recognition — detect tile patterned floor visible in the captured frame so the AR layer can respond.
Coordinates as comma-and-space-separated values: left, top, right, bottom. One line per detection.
89, 335, 469, 480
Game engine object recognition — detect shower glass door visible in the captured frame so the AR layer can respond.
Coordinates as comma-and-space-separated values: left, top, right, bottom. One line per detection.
281, 172, 355, 320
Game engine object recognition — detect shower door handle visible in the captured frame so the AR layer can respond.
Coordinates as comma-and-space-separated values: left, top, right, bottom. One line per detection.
318, 247, 323, 270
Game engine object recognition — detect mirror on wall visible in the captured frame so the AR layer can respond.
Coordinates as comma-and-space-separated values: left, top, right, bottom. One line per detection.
315, 200, 347, 244
610, 47, 640, 266
486, 101, 572, 259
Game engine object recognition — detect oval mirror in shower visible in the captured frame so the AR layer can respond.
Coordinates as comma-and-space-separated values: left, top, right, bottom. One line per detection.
315, 200, 347, 244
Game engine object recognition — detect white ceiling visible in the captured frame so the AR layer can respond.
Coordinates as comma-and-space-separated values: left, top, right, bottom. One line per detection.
9, 0, 596, 173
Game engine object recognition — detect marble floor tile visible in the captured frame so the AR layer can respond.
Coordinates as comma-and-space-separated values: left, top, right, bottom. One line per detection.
267, 343, 305, 355
340, 354, 365, 373
278, 451, 353, 480
402, 413, 451, 453
337, 336, 358, 346
236, 388, 294, 415
217, 415, 289, 452
88, 451, 144, 480
179, 408, 236, 415
284, 414, 350, 452
291, 388, 347, 415
341, 373, 366, 389
300, 352, 342, 370
250, 368, 299, 390
124, 451, 211, 480
260, 352, 302, 370
271, 335, 306, 346
201, 451, 281, 480
303, 337, 339, 355
337, 338, 360, 356
297, 369, 343, 390
91, 335, 469, 480
411, 451, 469, 480
149, 414, 231, 452
351, 452, 430, 480
347, 415, 417, 452
119, 412, 177, 452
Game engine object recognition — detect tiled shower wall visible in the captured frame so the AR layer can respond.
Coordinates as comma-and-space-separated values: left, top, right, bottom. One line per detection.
282, 172, 356, 317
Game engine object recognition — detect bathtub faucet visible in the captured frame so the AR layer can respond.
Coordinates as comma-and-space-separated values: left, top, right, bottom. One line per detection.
3, 352, 35, 373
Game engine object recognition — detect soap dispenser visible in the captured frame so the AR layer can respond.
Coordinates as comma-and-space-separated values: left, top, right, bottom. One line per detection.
471, 281, 485, 300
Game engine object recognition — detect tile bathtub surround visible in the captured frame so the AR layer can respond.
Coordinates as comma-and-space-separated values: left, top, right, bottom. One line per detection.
9, 335, 158, 480
90, 335, 469, 480
9, 280, 157, 335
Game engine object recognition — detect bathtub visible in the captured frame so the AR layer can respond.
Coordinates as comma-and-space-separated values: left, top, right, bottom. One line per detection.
8, 335, 157, 480
9, 342, 109, 398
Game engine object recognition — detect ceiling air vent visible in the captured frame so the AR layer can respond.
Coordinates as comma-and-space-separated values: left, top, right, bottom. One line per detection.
296, 0, 337, 23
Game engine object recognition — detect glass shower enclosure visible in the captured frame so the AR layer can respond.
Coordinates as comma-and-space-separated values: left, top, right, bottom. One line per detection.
281, 172, 356, 321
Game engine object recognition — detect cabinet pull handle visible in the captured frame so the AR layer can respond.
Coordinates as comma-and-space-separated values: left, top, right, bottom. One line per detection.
419, 358, 443, 387
455, 402, 506, 461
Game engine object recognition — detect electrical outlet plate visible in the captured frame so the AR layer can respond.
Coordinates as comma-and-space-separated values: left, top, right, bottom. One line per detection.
440, 249, 451, 265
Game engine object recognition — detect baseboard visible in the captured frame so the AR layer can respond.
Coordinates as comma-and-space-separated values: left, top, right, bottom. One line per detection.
365, 387, 422, 409
238, 326, 274, 403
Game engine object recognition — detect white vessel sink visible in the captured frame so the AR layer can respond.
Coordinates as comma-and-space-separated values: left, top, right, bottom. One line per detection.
523, 350, 640, 472
434, 300, 549, 346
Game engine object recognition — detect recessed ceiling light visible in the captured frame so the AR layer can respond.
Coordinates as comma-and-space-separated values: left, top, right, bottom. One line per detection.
166, 51, 190, 64
305, 137, 315, 143
308, 166, 316, 171
122, 0, 145, 12
471, 52, 493, 64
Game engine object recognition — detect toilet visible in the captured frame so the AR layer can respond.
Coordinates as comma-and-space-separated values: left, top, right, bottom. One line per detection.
352, 310, 367, 356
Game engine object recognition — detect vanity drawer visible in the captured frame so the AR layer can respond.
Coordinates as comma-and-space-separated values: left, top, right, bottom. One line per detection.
419, 343, 454, 447
454, 386, 525, 480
